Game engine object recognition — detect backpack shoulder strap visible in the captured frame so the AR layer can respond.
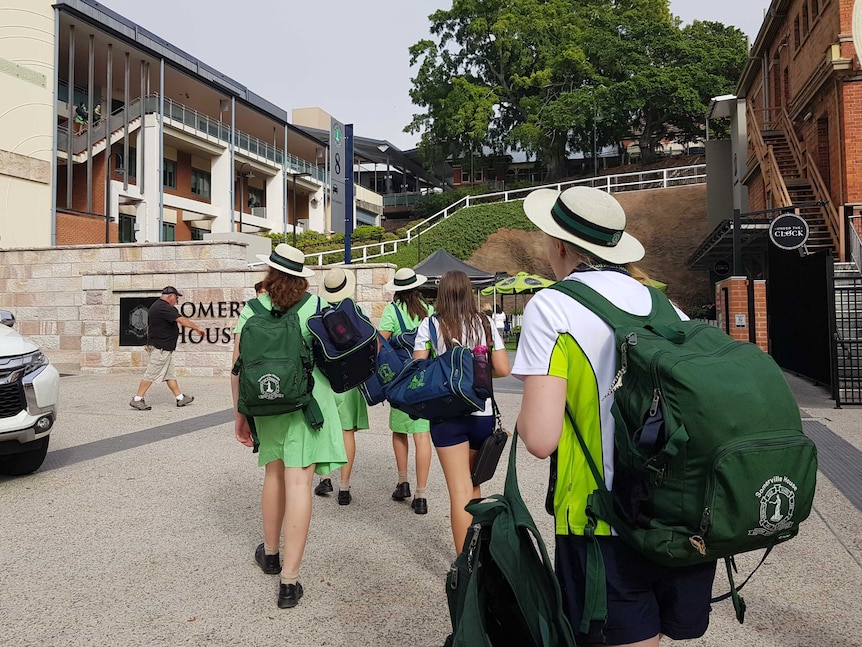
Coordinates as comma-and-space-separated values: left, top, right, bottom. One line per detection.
286, 292, 312, 316
549, 279, 680, 329
393, 302, 408, 333
246, 297, 268, 317
428, 314, 439, 352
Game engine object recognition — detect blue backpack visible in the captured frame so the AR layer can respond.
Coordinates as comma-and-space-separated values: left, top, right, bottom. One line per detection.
385, 316, 485, 421
359, 333, 406, 406
307, 297, 377, 393
390, 304, 419, 363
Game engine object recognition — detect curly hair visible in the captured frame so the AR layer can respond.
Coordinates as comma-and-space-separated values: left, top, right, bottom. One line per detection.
263, 267, 308, 311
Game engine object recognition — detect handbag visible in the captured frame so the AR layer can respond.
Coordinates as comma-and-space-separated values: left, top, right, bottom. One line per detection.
470, 399, 509, 486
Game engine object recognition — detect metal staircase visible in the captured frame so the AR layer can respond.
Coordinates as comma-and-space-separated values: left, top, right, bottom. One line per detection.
833, 261, 862, 405
747, 104, 843, 259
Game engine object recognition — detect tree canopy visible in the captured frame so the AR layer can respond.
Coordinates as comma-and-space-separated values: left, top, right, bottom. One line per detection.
406, 0, 747, 176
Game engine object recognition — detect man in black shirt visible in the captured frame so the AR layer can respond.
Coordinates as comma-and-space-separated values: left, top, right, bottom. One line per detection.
130, 286, 205, 410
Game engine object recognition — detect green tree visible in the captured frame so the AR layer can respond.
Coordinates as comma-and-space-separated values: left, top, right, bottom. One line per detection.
407, 0, 747, 172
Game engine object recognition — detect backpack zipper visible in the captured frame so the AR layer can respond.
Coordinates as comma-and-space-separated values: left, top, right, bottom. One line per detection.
693, 435, 813, 555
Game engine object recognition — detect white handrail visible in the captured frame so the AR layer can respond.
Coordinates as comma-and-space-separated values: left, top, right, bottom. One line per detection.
305, 163, 706, 266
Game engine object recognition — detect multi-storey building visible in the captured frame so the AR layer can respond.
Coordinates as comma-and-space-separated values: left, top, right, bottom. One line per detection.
742, 0, 861, 256
1, 0, 434, 250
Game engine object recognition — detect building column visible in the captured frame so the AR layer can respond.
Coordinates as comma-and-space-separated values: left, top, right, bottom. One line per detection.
716, 276, 768, 351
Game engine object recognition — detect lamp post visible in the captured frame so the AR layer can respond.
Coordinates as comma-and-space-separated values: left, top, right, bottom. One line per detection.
377, 143, 391, 193
237, 162, 253, 232
291, 171, 312, 246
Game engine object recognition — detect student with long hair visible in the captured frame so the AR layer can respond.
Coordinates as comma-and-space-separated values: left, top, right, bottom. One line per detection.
379, 268, 434, 514
412, 270, 510, 552
313, 267, 369, 505
232, 244, 346, 610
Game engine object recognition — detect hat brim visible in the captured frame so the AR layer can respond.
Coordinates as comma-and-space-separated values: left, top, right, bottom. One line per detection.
255, 253, 315, 278
384, 273, 428, 292
523, 189, 645, 265
320, 270, 356, 303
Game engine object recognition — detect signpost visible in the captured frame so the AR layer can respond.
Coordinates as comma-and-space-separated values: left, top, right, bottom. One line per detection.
769, 212, 809, 251
329, 117, 346, 234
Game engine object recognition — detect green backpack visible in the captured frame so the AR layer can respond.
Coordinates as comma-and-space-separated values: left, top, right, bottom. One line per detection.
549, 280, 817, 631
234, 295, 322, 428
444, 431, 576, 647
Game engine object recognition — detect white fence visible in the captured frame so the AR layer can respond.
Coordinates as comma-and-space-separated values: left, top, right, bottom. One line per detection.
305, 164, 706, 266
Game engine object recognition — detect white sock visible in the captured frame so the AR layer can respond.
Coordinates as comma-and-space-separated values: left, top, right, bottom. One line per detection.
176, 394, 184, 401
134, 396, 144, 401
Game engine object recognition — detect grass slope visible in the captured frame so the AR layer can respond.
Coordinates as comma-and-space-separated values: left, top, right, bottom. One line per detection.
367, 201, 537, 268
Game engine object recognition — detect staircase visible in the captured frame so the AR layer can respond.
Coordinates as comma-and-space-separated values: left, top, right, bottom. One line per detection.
747, 104, 843, 259
760, 128, 834, 253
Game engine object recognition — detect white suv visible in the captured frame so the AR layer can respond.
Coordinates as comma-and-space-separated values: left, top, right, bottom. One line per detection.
0, 310, 60, 475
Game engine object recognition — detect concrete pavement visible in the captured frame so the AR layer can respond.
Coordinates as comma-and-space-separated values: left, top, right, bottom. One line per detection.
0, 371, 860, 647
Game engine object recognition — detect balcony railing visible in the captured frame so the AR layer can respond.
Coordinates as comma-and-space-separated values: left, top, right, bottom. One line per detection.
59, 93, 326, 183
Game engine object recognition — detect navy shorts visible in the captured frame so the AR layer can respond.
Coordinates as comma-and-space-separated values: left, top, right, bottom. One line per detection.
556, 535, 717, 645
430, 415, 494, 450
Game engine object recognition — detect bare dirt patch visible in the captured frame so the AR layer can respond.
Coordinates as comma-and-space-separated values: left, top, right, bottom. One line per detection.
467, 184, 712, 313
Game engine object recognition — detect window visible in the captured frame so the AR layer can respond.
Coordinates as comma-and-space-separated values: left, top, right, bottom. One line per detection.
793, 17, 800, 49
162, 222, 175, 241
802, 3, 809, 34
474, 168, 483, 182
191, 168, 211, 198
163, 159, 176, 189
248, 186, 264, 210
812, 0, 819, 15
114, 147, 137, 178
460, 169, 469, 184
118, 214, 135, 243
191, 227, 208, 240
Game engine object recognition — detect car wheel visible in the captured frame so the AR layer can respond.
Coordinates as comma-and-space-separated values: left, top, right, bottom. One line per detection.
0, 437, 50, 476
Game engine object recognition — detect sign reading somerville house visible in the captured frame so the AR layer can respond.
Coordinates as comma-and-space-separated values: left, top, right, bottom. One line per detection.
769, 213, 809, 251
119, 298, 246, 346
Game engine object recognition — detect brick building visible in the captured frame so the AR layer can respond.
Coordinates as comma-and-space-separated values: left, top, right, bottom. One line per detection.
740, 0, 860, 257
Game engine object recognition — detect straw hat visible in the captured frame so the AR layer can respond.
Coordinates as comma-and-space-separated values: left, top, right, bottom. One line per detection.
384, 268, 428, 292
523, 186, 644, 265
320, 267, 356, 303
255, 243, 314, 278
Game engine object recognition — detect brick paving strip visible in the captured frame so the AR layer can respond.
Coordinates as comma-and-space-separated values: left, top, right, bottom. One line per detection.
801, 415, 862, 512
39, 409, 234, 472
38, 408, 862, 514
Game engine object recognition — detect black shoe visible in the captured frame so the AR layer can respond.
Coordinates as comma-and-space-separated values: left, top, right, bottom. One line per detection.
254, 543, 281, 575
338, 490, 352, 505
392, 481, 411, 501
411, 497, 428, 515
314, 478, 333, 496
277, 582, 304, 609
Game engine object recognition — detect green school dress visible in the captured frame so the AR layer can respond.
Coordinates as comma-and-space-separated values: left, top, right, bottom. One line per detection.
334, 388, 369, 431
235, 292, 346, 474
378, 301, 434, 434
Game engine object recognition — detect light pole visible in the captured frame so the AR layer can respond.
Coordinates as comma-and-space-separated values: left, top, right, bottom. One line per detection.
377, 143, 391, 193
237, 162, 253, 232
291, 171, 312, 246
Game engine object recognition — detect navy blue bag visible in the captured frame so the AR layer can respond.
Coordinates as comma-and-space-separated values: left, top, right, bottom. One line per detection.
359, 333, 406, 406
386, 317, 485, 422
307, 297, 377, 393
390, 305, 418, 364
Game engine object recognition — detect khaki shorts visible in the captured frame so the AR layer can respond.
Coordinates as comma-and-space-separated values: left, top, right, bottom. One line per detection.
143, 347, 176, 382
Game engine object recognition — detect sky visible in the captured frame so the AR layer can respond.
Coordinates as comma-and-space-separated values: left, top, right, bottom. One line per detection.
102, 0, 772, 151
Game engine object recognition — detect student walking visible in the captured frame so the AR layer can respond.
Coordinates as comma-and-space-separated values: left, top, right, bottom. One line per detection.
512, 186, 717, 646
412, 270, 509, 552
379, 268, 434, 514
231, 244, 346, 610
313, 267, 369, 505
130, 286, 205, 410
